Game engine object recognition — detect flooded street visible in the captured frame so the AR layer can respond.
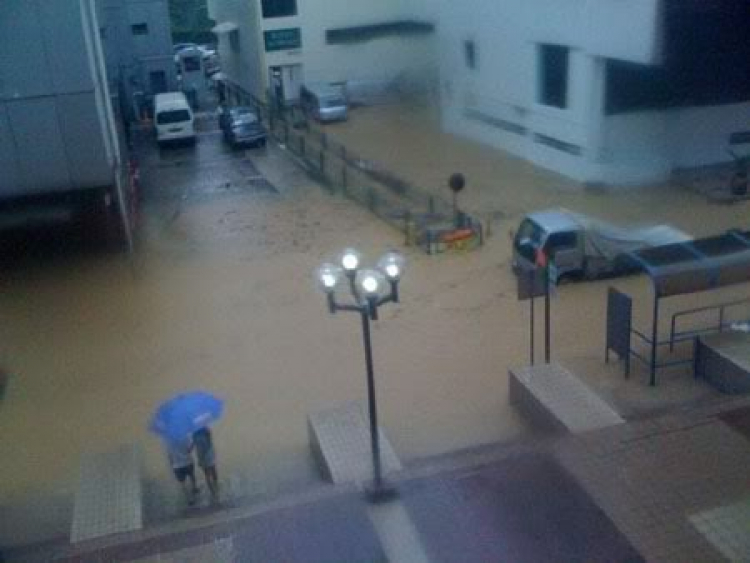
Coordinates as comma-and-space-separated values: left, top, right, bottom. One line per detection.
2, 104, 749, 545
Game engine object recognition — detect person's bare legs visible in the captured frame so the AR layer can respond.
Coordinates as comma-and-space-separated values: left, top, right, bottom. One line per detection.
182, 465, 199, 505
203, 465, 219, 501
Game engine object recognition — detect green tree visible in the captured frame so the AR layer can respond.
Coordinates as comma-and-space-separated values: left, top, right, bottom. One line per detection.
168, 0, 214, 44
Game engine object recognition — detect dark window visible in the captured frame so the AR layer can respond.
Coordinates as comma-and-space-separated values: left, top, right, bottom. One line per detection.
539, 44, 569, 108
464, 40, 477, 70
183, 56, 201, 72
131, 23, 148, 36
230, 32, 240, 52
545, 232, 577, 256
606, 1, 750, 114
326, 21, 433, 45
157, 109, 191, 125
261, 0, 297, 18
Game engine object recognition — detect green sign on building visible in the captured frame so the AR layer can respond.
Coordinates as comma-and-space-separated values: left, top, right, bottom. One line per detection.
264, 28, 302, 52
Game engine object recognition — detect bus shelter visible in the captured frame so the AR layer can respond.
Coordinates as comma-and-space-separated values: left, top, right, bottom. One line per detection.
607, 230, 750, 385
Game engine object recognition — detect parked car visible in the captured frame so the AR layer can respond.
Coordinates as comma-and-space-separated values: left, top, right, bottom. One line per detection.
154, 92, 196, 146
173, 43, 198, 64
221, 107, 266, 148
300, 83, 348, 123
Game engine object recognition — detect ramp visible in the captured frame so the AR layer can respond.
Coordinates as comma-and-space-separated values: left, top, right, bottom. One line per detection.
509, 363, 624, 433
308, 402, 401, 485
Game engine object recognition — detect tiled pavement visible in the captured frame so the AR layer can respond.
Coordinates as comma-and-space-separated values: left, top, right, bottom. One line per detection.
690, 496, 750, 561
70, 445, 143, 543
509, 363, 625, 433
399, 452, 643, 562
556, 407, 750, 562
45, 489, 386, 563
7, 398, 750, 562
308, 402, 402, 485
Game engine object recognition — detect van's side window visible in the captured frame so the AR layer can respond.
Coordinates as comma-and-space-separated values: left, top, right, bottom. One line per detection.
545, 232, 577, 257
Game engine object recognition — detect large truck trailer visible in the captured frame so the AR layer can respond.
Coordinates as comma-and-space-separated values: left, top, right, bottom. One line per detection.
0, 0, 133, 248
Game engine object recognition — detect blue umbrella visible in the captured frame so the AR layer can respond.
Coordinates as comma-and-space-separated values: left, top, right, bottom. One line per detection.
150, 391, 224, 442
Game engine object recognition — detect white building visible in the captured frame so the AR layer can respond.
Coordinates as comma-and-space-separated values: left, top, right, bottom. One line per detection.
98, 0, 176, 121
207, 0, 437, 107
436, 0, 750, 185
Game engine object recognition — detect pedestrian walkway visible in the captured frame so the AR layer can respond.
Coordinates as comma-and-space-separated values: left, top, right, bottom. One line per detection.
7, 397, 750, 562
71, 445, 142, 543
557, 400, 750, 562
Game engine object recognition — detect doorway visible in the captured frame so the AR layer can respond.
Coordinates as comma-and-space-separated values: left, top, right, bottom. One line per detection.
149, 70, 168, 95
269, 64, 304, 106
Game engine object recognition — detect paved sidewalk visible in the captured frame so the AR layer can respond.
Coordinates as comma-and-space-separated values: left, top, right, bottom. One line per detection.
556, 403, 750, 562
7, 399, 750, 562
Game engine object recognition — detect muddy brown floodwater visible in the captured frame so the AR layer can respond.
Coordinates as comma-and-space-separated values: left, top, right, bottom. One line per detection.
1, 104, 749, 545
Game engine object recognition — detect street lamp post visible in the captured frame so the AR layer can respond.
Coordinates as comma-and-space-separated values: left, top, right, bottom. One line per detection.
316, 248, 405, 502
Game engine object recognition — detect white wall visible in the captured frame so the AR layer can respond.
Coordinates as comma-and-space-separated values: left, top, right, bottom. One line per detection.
292, 0, 437, 102
213, 0, 437, 104
437, 0, 629, 182
436, 0, 747, 186
212, 0, 264, 100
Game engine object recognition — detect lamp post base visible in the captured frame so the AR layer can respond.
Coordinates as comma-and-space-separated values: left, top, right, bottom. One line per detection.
364, 480, 398, 504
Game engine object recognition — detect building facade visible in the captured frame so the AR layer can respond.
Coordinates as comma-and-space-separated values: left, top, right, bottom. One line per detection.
436, 0, 750, 185
0, 0, 122, 200
97, 0, 177, 120
208, 0, 437, 107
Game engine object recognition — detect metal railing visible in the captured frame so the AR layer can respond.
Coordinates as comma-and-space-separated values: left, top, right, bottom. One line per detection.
669, 297, 750, 351
226, 92, 485, 253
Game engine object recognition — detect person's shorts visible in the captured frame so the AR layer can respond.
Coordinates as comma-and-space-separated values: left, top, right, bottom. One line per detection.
173, 464, 195, 482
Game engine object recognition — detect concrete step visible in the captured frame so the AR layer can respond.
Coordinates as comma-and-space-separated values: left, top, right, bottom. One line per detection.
510, 363, 624, 434
70, 444, 143, 543
308, 402, 401, 485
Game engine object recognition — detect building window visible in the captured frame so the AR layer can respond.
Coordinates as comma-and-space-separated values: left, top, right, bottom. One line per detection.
230, 31, 240, 52
538, 44, 569, 108
463, 40, 477, 70
131, 23, 149, 36
261, 0, 297, 18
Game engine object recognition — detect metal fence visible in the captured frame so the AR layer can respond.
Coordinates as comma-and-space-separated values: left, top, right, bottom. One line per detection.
236, 94, 483, 254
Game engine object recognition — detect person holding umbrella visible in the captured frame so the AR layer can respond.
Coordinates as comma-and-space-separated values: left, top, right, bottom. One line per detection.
150, 391, 224, 506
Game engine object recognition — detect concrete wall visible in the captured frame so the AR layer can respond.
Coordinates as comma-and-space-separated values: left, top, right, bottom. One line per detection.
98, 0, 176, 118
210, 0, 437, 104
436, 0, 749, 185
211, 0, 264, 100
0, 0, 117, 198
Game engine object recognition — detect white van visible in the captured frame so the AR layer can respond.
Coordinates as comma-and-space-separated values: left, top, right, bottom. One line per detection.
154, 92, 195, 145
300, 84, 348, 123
